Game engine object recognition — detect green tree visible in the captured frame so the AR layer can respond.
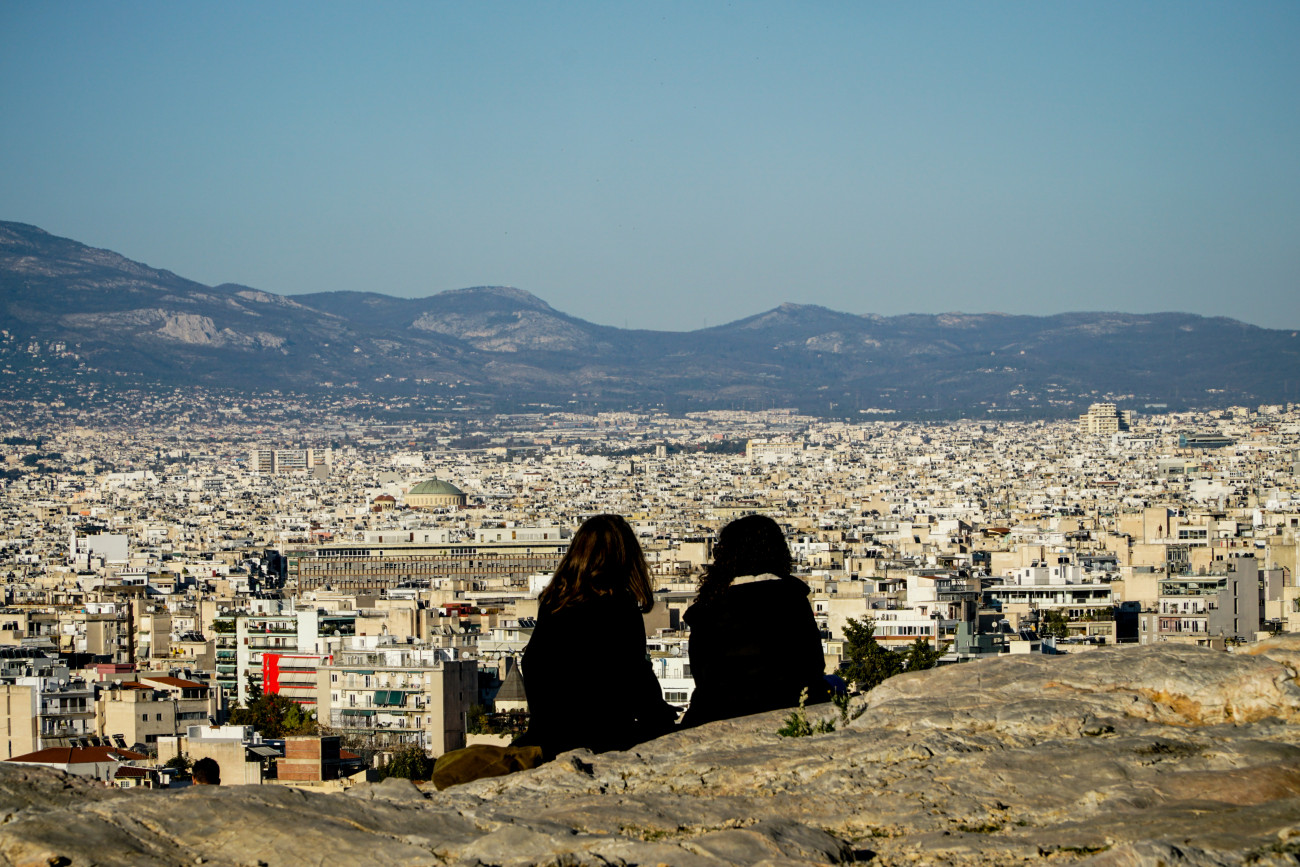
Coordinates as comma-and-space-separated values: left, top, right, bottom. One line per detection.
228, 693, 318, 738
902, 637, 942, 672
840, 617, 904, 693
243, 672, 263, 702
1040, 609, 1070, 641
379, 745, 433, 781
163, 754, 192, 774
466, 704, 490, 735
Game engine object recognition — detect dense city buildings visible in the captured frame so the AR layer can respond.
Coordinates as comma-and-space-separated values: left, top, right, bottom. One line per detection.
1, 395, 1297, 786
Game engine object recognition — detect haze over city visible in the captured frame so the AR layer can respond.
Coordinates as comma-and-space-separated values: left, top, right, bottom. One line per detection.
3, 1, 1298, 331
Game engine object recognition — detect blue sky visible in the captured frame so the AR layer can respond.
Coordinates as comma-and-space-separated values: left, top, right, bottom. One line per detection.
2, 2, 1297, 331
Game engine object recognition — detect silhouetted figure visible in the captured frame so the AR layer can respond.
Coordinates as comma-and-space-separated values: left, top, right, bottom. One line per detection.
681, 514, 830, 728
191, 757, 220, 786
513, 514, 676, 761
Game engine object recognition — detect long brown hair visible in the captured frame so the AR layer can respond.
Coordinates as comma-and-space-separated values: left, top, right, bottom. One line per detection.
539, 514, 655, 615
695, 514, 792, 608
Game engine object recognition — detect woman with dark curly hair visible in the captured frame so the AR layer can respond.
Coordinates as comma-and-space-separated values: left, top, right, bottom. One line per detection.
680, 514, 830, 728
513, 514, 676, 760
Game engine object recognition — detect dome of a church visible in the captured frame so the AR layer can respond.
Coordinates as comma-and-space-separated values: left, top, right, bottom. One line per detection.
406, 477, 467, 509
409, 478, 464, 497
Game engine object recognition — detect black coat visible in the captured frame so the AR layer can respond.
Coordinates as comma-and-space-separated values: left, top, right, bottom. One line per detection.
680, 573, 829, 728
514, 592, 675, 761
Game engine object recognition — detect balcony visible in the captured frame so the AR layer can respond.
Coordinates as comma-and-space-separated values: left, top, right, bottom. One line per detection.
279, 680, 318, 692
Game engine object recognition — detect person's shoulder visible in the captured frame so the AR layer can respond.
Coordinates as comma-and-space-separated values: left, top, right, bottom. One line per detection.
777, 574, 813, 597
547, 591, 640, 625
730, 573, 810, 598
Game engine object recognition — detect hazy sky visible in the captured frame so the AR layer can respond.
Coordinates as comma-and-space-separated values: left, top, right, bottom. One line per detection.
2, 2, 1297, 331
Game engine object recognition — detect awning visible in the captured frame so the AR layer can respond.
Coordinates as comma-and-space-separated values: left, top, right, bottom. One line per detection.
246, 745, 282, 758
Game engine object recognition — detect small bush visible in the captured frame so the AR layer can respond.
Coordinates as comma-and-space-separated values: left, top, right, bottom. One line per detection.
378, 745, 433, 781
777, 688, 835, 738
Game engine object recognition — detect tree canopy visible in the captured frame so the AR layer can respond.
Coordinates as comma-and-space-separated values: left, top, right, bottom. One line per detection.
379, 745, 433, 781
903, 636, 942, 672
1040, 609, 1070, 641
228, 693, 318, 738
839, 617, 904, 693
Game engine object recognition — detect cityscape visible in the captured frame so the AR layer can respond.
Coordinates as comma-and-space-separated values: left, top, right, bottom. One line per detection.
3, 2, 1298, 862
1, 391, 1296, 790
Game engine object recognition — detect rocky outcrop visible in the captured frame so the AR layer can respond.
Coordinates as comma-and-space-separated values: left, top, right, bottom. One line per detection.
2, 639, 1298, 866
60, 309, 288, 349
412, 309, 592, 353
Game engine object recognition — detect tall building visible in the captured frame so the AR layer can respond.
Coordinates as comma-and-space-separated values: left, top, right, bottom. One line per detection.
1140, 555, 1261, 644
247, 448, 332, 474
317, 644, 476, 755
1079, 403, 1133, 434
214, 608, 357, 704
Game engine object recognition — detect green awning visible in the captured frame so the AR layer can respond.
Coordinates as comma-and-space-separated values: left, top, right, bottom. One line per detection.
341, 708, 375, 716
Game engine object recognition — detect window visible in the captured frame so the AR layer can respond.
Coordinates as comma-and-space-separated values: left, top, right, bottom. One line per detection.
156, 713, 163, 721
141, 713, 148, 721
664, 691, 689, 703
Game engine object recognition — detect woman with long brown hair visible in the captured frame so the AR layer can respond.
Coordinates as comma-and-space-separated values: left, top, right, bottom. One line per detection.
513, 514, 675, 760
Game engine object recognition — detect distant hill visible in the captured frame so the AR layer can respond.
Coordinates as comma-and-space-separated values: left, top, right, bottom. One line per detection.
3, 220, 1297, 417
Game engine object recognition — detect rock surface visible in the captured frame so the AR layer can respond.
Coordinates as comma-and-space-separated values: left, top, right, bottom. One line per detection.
2, 639, 1298, 866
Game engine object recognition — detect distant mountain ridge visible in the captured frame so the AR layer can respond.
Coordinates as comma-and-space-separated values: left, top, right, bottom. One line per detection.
2, 220, 1297, 417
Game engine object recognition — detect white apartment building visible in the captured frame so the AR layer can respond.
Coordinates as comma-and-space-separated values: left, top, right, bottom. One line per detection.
1079, 403, 1134, 435
1144, 556, 1260, 644
247, 447, 332, 474
745, 438, 803, 462
317, 643, 476, 756
986, 562, 1117, 640
647, 637, 695, 709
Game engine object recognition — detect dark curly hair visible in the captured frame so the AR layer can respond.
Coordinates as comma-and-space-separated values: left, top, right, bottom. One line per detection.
694, 514, 792, 607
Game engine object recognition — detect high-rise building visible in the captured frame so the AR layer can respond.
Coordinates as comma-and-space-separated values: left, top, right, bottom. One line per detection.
247, 447, 332, 474
1079, 403, 1133, 434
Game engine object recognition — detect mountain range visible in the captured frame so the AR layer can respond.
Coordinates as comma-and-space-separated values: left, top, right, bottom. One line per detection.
2, 220, 1297, 418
